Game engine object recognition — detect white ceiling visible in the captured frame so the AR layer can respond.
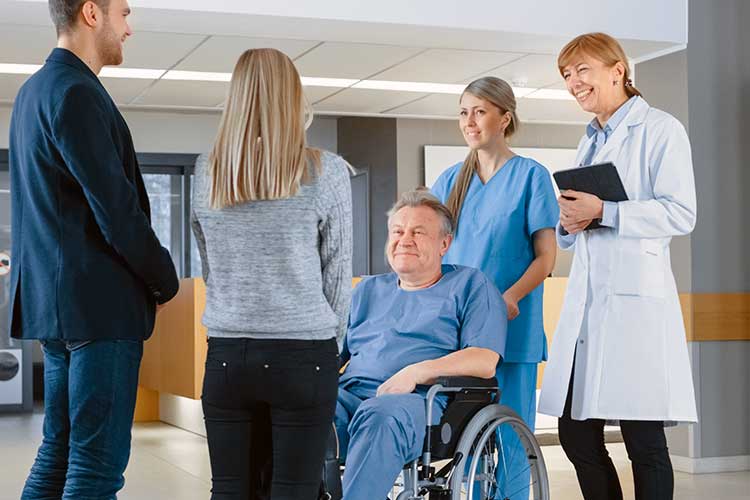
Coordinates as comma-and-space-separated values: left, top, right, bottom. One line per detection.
0, 3, 685, 124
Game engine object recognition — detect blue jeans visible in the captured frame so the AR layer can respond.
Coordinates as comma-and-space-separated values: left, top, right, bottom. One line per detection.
21, 339, 143, 500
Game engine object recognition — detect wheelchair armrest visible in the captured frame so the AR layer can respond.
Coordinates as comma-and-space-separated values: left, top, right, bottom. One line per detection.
434, 376, 498, 390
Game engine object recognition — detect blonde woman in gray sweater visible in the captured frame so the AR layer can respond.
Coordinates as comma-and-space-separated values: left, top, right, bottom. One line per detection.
191, 48, 352, 500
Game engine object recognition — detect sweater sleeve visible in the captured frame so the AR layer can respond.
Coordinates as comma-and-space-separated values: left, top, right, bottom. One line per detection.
318, 156, 353, 344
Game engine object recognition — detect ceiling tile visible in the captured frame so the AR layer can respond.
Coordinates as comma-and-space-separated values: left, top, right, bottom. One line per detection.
0, 24, 57, 64
294, 42, 423, 79
388, 93, 460, 117
485, 54, 562, 88
119, 31, 207, 69
304, 86, 343, 104
100, 78, 158, 105
134, 80, 228, 107
313, 88, 428, 114
176, 36, 320, 73
371, 49, 524, 84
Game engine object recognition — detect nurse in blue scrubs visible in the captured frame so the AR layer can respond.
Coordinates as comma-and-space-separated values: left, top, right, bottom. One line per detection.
431, 76, 558, 499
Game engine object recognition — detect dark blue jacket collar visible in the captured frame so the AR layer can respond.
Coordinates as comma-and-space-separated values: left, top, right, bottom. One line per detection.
46, 47, 101, 85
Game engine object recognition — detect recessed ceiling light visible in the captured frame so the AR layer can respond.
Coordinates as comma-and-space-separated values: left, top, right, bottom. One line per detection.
0, 64, 41, 75
0, 64, 575, 101
162, 70, 232, 82
525, 88, 574, 100
99, 67, 165, 79
353, 80, 466, 94
301, 77, 359, 88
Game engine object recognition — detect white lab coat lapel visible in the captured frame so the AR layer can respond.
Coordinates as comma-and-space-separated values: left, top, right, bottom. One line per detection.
591, 97, 650, 182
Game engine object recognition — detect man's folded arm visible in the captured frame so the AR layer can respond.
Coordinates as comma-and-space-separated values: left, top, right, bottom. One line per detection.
412, 347, 499, 384
53, 85, 178, 304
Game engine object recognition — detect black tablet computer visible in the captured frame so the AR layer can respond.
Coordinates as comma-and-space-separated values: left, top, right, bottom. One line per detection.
553, 162, 628, 230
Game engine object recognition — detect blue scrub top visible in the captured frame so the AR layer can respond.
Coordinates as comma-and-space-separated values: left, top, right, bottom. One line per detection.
340, 264, 507, 398
431, 156, 559, 363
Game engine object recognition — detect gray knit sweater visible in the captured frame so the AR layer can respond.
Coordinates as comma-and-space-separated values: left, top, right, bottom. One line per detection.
191, 151, 353, 342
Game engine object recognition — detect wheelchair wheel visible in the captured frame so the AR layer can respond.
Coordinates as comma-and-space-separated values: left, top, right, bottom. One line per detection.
449, 405, 549, 500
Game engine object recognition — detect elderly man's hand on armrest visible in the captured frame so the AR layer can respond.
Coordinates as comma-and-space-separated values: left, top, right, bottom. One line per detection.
376, 347, 500, 396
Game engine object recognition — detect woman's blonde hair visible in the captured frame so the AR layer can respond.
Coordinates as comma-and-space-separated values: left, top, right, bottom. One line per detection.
208, 48, 320, 209
445, 76, 518, 229
557, 32, 642, 99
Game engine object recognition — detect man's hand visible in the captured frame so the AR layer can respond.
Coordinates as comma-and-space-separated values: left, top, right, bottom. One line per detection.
559, 190, 602, 235
377, 364, 426, 396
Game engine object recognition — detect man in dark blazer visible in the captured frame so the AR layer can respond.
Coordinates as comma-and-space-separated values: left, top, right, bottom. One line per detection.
8, 1, 179, 497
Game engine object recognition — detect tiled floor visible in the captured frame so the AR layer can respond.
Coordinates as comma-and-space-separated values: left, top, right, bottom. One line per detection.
1, 409, 748, 499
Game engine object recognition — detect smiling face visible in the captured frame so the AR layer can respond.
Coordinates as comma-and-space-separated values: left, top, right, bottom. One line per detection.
386, 205, 451, 282
459, 92, 511, 151
94, 0, 132, 66
561, 52, 626, 120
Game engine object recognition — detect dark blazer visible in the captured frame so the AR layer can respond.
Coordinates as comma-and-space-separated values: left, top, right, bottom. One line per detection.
8, 48, 179, 341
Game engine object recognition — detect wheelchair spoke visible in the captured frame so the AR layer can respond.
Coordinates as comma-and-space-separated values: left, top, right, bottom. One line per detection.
502, 478, 538, 500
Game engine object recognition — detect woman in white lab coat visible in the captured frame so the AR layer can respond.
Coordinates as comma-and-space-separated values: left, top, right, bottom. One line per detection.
538, 32, 697, 500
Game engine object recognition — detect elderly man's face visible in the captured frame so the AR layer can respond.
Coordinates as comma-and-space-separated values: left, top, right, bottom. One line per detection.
387, 206, 451, 278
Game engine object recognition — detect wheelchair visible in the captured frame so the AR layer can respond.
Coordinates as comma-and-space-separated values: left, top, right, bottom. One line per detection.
322, 376, 550, 500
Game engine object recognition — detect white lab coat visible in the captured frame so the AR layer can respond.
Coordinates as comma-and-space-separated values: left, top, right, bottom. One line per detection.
538, 97, 698, 422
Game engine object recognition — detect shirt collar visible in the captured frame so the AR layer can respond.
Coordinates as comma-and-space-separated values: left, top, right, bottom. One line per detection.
586, 95, 638, 139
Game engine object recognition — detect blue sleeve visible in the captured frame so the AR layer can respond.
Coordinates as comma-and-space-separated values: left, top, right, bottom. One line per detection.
599, 201, 619, 228
527, 165, 560, 236
459, 275, 508, 360
53, 84, 178, 303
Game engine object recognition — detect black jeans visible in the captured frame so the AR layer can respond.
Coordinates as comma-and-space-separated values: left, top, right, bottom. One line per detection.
558, 365, 674, 500
202, 337, 339, 500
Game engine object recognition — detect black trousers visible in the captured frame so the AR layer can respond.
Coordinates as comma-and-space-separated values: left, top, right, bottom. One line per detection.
201, 337, 339, 500
558, 365, 674, 500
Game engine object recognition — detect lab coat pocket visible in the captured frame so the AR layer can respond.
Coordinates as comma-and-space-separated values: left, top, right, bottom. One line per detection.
612, 239, 665, 298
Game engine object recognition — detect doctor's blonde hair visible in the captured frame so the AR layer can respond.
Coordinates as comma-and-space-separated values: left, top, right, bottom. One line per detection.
446, 77, 519, 230
208, 48, 320, 209
558, 32, 642, 99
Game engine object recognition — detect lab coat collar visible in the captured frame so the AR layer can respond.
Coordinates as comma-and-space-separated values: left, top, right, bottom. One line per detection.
588, 97, 650, 179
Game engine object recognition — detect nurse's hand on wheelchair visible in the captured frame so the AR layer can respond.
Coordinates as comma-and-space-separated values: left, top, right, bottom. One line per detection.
376, 362, 427, 396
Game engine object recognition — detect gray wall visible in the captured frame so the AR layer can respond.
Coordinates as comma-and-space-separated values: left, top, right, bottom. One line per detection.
635, 50, 692, 293
688, 0, 749, 294
337, 117, 398, 275
649, 0, 750, 465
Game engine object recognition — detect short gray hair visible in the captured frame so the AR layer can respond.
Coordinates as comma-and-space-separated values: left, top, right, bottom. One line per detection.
387, 188, 455, 236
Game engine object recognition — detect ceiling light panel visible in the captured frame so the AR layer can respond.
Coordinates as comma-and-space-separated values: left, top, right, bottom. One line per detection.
175, 36, 320, 73
99, 67, 165, 79
526, 88, 574, 100
371, 49, 524, 84
294, 42, 423, 80
353, 80, 466, 94
0, 64, 41, 75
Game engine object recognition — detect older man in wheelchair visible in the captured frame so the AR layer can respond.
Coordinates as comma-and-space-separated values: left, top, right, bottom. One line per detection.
326, 190, 548, 500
